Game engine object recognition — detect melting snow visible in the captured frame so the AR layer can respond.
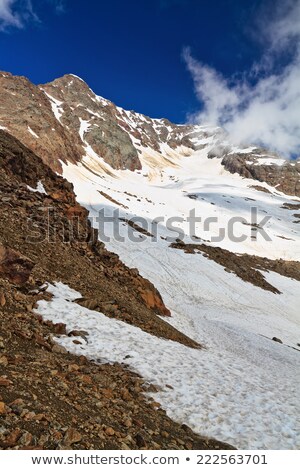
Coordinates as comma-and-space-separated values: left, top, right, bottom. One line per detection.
254, 158, 288, 166
59, 142, 300, 449
27, 180, 47, 195
36, 281, 300, 450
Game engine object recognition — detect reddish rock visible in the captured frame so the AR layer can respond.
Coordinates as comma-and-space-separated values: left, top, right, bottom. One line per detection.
63, 428, 82, 446
105, 427, 115, 436
66, 204, 88, 221
0, 376, 12, 386
0, 244, 34, 285
138, 286, 171, 317
1, 429, 22, 448
0, 292, 6, 307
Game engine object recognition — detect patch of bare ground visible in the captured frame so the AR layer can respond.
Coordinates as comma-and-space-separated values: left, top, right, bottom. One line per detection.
119, 218, 154, 238
98, 190, 129, 209
249, 185, 272, 194
170, 240, 300, 294
281, 202, 300, 210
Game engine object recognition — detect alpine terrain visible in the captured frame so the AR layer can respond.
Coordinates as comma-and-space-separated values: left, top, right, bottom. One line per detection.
0, 71, 299, 450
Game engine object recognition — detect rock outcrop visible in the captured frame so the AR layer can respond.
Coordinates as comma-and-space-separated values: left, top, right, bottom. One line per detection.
0, 244, 34, 285
222, 153, 300, 197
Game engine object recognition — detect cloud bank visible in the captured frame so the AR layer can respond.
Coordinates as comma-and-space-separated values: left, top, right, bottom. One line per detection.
184, 0, 300, 157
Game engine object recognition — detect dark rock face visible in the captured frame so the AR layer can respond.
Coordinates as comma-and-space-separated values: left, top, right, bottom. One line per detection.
0, 244, 34, 285
0, 72, 83, 172
222, 153, 300, 197
0, 72, 211, 174
40, 74, 141, 171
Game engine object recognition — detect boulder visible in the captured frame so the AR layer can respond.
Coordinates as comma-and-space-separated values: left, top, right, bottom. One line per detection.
0, 243, 34, 285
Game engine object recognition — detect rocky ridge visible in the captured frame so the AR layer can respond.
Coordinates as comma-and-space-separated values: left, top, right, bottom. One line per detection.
1, 71, 298, 196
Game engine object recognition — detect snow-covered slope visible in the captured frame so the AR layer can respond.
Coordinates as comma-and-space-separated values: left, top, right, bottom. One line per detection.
52, 137, 300, 450
37, 280, 300, 449
62, 141, 300, 260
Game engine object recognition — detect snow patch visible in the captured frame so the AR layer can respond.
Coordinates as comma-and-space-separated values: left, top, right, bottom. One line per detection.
42, 90, 64, 122
27, 126, 39, 139
27, 181, 47, 195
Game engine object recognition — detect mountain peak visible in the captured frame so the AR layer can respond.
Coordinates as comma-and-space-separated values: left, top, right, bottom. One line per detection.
0, 70, 299, 196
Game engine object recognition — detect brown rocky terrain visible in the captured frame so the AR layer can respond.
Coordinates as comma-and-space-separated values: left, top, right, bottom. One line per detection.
170, 240, 300, 294
208, 146, 300, 197
0, 129, 238, 450
222, 153, 300, 197
0, 72, 83, 172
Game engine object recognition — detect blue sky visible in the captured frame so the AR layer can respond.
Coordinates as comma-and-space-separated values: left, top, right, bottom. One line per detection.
0, 0, 268, 120
0, 0, 299, 156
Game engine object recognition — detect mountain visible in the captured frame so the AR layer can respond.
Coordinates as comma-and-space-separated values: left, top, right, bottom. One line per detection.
0, 71, 299, 196
0, 71, 300, 450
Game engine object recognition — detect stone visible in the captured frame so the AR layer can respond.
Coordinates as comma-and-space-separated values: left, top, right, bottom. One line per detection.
135, 433, 146, 447
105, 427, 115, 436
63, 428, 82, 446
2, 429, 22, 447
53, 323, 67, 335
52, 344, 68, 354
0, 243, 34, 285
0, 356, 8, 366
0, 376, 12, 386
0, 292, 6, 307
19, 432, 33, 447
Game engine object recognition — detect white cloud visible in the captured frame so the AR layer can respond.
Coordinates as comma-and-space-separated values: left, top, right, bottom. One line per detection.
0, 0, 40, 30
184, 0, 300, 157
0, 0, 64, 31
0, 0, 22, 29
